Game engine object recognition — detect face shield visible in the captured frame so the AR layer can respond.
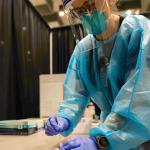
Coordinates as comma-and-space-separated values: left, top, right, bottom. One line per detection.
63, 0, 117, 43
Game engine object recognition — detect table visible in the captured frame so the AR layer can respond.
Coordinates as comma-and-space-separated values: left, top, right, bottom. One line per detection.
0, 117, 93, 150
0, 130, 69, 150
0, 107, 95, 150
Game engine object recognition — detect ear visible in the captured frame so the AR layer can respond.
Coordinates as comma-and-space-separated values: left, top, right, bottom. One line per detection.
107, 0, 117, 10
107, 0, 115, 6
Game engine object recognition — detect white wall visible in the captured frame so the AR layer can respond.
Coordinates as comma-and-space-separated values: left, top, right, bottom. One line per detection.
40, 74, 66, 117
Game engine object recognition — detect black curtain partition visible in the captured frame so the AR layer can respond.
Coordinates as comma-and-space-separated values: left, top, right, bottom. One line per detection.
52, 25, 84, 74
52, 26, 75, 74
0, 0, 15, 120
0, 0, 50, 120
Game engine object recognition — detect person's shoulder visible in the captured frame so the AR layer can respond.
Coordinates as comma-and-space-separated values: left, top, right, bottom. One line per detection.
118, 15, 150, 40
75, 34, 95, 53
122, 15, 150, 30
69, 35, 95, 65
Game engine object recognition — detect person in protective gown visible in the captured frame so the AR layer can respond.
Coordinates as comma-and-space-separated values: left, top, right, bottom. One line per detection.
45, 0, 150, 149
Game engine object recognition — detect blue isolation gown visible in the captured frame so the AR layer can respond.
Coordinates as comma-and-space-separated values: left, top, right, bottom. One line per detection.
57, 15, 150, 150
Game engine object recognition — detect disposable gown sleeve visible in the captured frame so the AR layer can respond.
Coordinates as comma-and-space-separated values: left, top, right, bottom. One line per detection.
57, 45, 90, 137
89, 30, 150, 150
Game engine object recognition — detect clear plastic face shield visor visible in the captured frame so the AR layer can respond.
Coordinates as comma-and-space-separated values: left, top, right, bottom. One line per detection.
63, 0, 116, 43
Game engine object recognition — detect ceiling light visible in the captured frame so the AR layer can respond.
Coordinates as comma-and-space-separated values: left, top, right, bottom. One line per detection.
59, 11, 65, 17
59, 5, 65, 17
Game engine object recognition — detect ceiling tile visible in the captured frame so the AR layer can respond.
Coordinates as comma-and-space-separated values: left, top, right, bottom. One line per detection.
29, 0, 47, 6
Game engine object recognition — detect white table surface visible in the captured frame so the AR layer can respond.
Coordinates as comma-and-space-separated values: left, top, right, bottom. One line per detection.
0, 130, 68, 150
0, 107, 95, 150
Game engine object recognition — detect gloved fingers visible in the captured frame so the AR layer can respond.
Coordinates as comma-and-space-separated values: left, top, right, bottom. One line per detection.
60, 136, 99, 150
61, 138, 76, 147
45, 118, 58, 136
50, 117, 61, 132
57, 118, 68, 132
45, 127, 57, 136
60, 139, 81, 150
62, 136, 83, 146
71, 148, 83, 150
45, 122, 58, 136
59, 147, 65, 150
50, 117, 67, 132
59, 147, 82, 150
45, 116, 68, 136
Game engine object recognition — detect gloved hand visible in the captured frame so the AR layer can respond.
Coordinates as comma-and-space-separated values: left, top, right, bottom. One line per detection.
45, 116, 70, 136
59, 135, 99, 150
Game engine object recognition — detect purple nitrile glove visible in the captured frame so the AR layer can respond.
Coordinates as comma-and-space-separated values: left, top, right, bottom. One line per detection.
45, 116, 70, 136
59, 135, 100, 150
